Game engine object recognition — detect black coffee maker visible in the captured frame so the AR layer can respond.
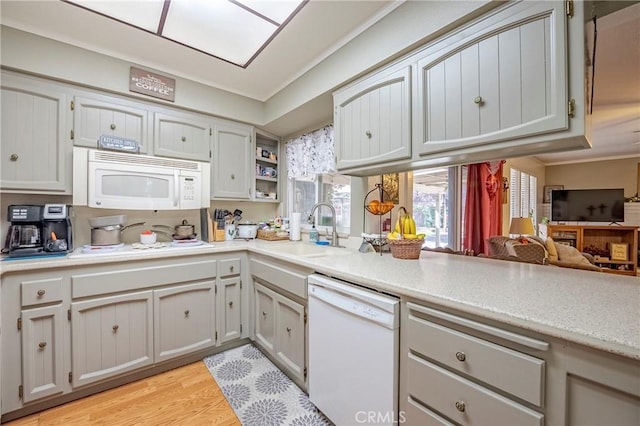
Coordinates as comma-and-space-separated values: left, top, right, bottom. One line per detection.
5, 204, 73, 257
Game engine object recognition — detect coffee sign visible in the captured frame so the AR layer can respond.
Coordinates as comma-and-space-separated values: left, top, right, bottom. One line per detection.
129, 67, 175, 102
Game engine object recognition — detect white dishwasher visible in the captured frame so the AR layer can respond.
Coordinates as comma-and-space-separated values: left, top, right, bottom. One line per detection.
308, 274, 400, 426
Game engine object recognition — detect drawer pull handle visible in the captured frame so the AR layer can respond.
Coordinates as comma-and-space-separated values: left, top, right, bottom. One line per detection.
230, 265, 234, 272
181, 136, 186, 142
38, 342, 47, 349
110, 123, 116, 130
455, 351, 466, 362
10, 154, 19, 161
286, 327, 291, 333
112, 325, 119, 332
184, 309, 190, 317
37, 289, 46, 297
455, 401, 466, 412
228, 301, 233, 307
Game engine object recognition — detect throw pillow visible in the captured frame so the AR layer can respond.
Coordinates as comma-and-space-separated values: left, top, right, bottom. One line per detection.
554, 242, 594, 267
546, 237, 559, 262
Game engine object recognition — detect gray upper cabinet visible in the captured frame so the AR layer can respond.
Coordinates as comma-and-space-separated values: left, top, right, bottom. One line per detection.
1, 72, 71, 193
212, 120, 252, 199
334, 63, 411, 171
73, 94, 149, 153
153, 111, 211, 161
415, 1, 568, 156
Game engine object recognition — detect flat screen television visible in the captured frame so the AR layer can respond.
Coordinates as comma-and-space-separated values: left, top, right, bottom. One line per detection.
551, 188, 625, 223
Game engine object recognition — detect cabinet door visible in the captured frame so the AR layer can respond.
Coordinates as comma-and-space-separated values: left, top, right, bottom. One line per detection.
217, 277, 242, 345
416, 1, 567, 155
21, 304, 64, 403
1, 74, 70, 192
212, 121, 252, 199
154, 281, 216, 362
71, 291, 153, 388
74, 95, 149, 153
275, 296, 305, 382
334, 64, 411, 170
254, 282, 276, 353
154, 111, 211, 161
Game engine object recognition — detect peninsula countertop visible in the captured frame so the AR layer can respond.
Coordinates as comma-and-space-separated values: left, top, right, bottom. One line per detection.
2, 239, 639, 360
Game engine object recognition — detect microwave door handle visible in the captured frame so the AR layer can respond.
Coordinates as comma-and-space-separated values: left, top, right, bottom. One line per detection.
173, 171, 179, 207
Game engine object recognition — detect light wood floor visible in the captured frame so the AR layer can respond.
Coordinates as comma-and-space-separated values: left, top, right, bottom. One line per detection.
5, 361, 240, 426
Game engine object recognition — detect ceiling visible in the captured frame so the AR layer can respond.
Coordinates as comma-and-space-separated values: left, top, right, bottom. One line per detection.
1, 0, 638, 166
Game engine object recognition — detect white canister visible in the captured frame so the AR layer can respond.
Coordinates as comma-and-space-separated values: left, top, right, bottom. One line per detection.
225, 224, 236, 241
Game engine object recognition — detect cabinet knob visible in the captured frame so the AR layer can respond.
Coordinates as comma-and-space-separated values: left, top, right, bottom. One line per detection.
365, 130, 372, 139
286, 327, 291, 333
9, 154, 19, 161
110, 123, 116, 130
231, 174, 235, 180
184, 309, 190, 317
229, 265, 234, 272
262, 311, 267, 317
455, 351, 466, 362
181, 136, 186, 142
112, 325, 119, 332
474, 96, 484, 105
228, 301, 233, 307
38, 342, 47, 349
455, 401, 466, 412
37, 289, 46, 297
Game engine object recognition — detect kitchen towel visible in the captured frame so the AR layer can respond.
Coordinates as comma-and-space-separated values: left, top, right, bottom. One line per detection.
290, 212, 301, 241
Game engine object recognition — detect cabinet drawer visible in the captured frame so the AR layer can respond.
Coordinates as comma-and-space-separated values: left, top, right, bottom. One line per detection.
407, 311, 544, 406
21, 277, 63, 306
407, 354, 544, 426
250, 257, 309, 299
405, 396, 455, 426
219, 258, 241, 277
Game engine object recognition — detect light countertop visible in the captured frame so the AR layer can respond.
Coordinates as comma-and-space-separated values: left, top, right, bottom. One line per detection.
2, 239, 639, 360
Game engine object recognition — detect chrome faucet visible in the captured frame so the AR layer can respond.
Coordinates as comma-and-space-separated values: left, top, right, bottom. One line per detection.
309, 202, 343, 247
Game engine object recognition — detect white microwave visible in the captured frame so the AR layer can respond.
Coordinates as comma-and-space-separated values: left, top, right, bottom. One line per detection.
73, 147, 210, 210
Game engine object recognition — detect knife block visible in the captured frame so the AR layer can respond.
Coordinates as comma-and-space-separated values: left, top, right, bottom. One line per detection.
213, 222, 226, 242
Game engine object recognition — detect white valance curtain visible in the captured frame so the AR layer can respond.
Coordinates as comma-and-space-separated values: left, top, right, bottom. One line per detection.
286, 124, 335, 179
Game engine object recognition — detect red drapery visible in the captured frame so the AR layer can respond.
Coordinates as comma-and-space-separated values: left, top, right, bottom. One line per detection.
463, 161, 504, 255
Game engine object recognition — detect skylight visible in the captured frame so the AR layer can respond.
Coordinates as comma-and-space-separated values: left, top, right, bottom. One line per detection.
64, 0, 307, 68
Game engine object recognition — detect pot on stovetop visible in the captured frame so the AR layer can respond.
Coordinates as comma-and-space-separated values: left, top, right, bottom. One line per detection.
174, 219, 195, 237
89, 215, 145, 246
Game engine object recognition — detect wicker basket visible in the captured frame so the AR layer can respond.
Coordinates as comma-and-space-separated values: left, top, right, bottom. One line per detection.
257, 228, 289, 241
388, 238, 424, 259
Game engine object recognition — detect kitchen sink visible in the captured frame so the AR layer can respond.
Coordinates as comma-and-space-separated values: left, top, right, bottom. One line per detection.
270, 242, 342, 258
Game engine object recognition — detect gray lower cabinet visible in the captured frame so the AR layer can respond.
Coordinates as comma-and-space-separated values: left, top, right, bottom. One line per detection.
401, 300, 640, 426
218, 277, 242, 345
21, 304, 65, 403
71, 291, 154, 388
401, 301, 547, 425
250, 256, 311, 389
253, 282, 305, 384
154, 281, 216, 362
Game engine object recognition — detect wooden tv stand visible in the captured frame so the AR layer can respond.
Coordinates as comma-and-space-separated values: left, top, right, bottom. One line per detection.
547, 225, 639, 276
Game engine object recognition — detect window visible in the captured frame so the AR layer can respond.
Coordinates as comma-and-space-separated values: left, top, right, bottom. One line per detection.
509, 167, 537, 222
412, 166, 462, 249
288, 174, 351, 233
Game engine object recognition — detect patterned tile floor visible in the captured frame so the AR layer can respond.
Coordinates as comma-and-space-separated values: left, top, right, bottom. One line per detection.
204, 344, 333, 426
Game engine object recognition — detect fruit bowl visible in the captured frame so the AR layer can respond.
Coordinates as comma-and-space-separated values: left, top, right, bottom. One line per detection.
365, 200, 394, 215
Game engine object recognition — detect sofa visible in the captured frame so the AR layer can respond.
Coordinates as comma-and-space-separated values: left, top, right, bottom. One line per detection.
485, 236, 602, 272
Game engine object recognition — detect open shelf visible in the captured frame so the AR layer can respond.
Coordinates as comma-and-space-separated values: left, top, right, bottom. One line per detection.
548, 225, 638, 276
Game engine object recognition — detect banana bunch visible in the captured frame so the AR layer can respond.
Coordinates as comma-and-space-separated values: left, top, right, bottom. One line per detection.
387, 207, 424, 240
